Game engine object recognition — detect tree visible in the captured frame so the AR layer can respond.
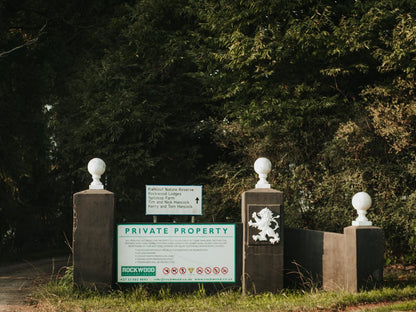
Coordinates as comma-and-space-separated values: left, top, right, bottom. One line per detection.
193, 0, 416, 262
0, 0, 56, 258
2, 0, 416, 264
49, 0, 217, 222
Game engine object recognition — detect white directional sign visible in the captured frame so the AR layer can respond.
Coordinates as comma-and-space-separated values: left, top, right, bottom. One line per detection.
146, 185, 202, 215
117, 224, 236, 283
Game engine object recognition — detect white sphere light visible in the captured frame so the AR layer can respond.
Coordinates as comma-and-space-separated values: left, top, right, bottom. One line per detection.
351, 191, 372, 226
88, 158, 106, 190
254, 157, 272, 189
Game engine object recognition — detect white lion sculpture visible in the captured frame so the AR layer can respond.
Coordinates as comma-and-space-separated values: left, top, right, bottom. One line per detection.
248, 207, 280, 244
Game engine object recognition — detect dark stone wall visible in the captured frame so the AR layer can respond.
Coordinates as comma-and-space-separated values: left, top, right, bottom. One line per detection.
284, 228, 324, 288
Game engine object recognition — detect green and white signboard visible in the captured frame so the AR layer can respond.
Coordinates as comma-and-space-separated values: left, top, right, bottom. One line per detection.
117, 224, 236, 283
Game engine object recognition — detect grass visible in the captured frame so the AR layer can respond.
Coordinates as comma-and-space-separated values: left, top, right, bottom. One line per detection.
359, 300, 416, 311
31, 267, 416, 312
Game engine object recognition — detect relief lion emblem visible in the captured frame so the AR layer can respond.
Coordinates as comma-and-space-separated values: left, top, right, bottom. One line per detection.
248, 207, 280, 244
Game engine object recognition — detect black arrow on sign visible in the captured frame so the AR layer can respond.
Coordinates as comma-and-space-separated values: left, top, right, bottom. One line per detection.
195, 197, 199, 204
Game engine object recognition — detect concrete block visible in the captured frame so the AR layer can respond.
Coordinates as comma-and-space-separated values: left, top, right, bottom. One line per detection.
322, 232, 345, 290
73, 189, 115, 289
344, 226, 383, 292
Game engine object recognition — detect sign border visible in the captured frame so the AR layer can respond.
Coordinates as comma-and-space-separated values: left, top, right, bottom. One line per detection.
116, 223, 236, 284
145, 185, 203, 216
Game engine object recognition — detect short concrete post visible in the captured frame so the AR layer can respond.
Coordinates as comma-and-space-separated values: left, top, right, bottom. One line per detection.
73, 159, 115, 289
242, 158, 284, 293
344, 192, 383, 292
344, 226, 383, 291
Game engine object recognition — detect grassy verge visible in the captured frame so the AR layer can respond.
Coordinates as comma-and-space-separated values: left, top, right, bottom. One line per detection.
31, 268, 416, 312
360, 300, 416, 312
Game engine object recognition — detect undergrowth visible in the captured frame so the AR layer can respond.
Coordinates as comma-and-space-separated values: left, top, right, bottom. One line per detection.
33, 266, 416, 312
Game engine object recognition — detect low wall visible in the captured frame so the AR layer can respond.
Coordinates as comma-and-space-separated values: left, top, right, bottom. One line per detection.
284, 228, 324, 288
284, 227, 383, 291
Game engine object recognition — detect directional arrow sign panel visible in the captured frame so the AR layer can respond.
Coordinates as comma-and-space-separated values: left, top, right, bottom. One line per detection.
146, 185, 203, 215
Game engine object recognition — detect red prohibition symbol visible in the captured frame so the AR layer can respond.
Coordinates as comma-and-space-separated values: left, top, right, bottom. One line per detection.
171, 267, 178, 275
213, 267, 220, 274
179, 267, 186, 274
196, 267, 203, 274
205, 267, 212, 274
163, 267, 170, 275
221, 267, 229, 274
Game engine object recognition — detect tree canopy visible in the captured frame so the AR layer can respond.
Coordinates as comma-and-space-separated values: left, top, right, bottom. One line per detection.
1, 0, 416, 264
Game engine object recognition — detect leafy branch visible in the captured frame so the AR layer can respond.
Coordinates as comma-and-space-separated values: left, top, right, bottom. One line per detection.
0, 22, 47, 58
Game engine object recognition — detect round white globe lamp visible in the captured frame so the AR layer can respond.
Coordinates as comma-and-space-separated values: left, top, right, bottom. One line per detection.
254, 157, 272, 189
88, 158, 106, 190
352, 191, 372, 226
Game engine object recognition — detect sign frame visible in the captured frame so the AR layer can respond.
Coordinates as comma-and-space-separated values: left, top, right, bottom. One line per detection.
145, 185, 203, 216
116, 223, 236, 284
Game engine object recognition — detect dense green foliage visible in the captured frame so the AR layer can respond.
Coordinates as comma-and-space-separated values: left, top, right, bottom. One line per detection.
1, 0, 416, 263
194, 0, 416, 263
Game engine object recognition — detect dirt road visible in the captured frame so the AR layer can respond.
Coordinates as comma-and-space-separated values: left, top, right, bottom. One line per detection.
0, 256, 70, 312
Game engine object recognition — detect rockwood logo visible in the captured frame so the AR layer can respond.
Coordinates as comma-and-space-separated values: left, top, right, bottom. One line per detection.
121, 266, 156, 276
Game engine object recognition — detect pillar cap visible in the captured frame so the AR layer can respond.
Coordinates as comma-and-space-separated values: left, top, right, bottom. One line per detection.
352, 192, 372, 226
88, 158, 106, 190
254, 157, 272, 189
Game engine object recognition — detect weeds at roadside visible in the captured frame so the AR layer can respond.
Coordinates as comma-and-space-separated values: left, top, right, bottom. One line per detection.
33, 266, 416, 312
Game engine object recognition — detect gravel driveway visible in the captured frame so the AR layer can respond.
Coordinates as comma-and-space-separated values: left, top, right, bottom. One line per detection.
0, 256, 70, 312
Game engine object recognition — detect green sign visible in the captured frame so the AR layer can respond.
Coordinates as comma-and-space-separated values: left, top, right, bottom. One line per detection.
117, 224, 236, 283
121, 266, 156, 276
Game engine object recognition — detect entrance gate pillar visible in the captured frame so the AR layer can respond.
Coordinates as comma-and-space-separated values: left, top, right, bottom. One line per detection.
73, 158, 115, 289
241, 158, 284, 294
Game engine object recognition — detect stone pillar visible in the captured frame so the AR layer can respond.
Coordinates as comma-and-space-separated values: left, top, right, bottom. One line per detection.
344, 192, 383, 292
242, 188, 284, 293
73, 189, 115, 289
73, 158, 115, 289
344, 226, 383, 292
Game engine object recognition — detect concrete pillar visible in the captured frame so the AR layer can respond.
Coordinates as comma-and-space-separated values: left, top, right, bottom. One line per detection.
344, 226, 383, 292
242, 188, 284, 293
73, 189, 115, 289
